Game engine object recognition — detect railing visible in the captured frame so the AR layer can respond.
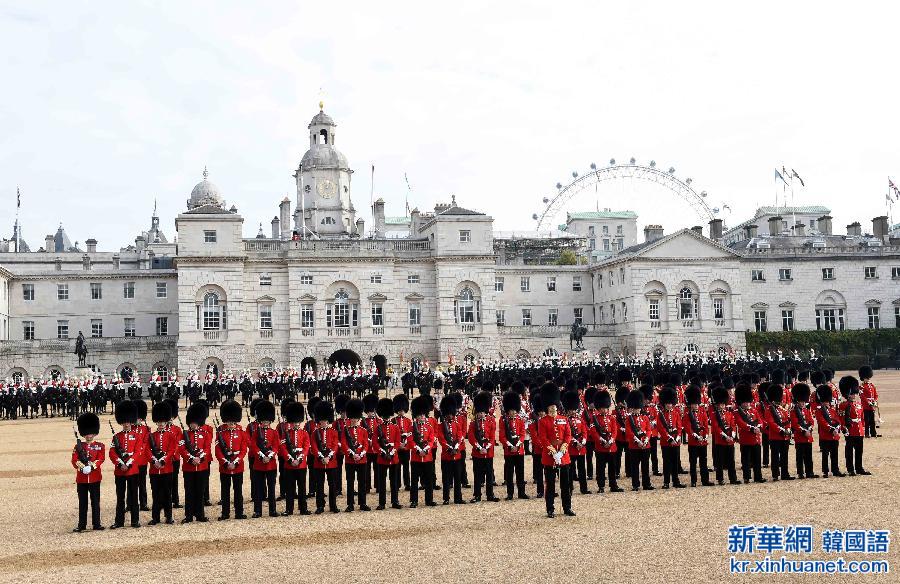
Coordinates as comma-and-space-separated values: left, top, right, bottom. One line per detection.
650, 320, 661, 328
714, 319, 726, 327
681, 319, 695, 328
259, 329, 273, 339
460, 324, 476, 333
496, 324, 612, 337
327, 327, 360, 337
409, 325, 422, 334
244, 238, 432, 254
203, 330, 224, 341
0, 336, 177, 354
301, 328, 315, 337
372, 326, 384, 335
743, 244, 900, 256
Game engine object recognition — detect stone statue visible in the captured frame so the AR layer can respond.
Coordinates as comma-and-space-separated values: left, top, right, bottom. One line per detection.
569, 322, 587, 351
74, 331, 87, 367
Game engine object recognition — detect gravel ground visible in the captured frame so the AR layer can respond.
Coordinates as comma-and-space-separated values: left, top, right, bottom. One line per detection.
1, 371, 898, 583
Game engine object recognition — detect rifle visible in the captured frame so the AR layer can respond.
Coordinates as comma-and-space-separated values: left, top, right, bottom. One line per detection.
256, 426, 274, 460
73, 425, 91, 466
284, 425, 304, 465
343, 426, 365, 461
177, 415, 204, 462
502, 414, 521, 451
376, 421, 395, 459
411, 419, 430, 456
590, 411, 613, 449
314, 427, 333, 463
108, 420, 132, 469
217, 425, 239, 467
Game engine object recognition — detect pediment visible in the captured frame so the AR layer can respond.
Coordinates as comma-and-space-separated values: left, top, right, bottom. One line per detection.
368, 292, 389, 301
751, 302, 769, 309
405, 292, 425, 301
636, 230, 740, 260
778, 301, 797, 308
257, 295, 276, 303
298, 293, 318, 301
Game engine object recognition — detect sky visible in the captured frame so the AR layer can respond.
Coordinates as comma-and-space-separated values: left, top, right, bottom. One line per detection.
2, 1, 899, 250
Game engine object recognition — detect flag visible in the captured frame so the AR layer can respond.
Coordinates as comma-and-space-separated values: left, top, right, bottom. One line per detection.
16, 186, 20, 208
782, 165, 791, 183
790, 169, 805, 187
889, 178, 900, 200
775, 169, 788, 186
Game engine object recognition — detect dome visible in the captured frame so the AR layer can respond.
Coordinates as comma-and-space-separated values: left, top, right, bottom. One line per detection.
187, 167, 223, 210
309, 110, 335, 127
300, 145, 349, 169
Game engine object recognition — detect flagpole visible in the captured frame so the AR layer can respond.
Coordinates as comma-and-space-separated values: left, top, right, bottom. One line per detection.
370, 164, 375, 237
14, 186, 21, 253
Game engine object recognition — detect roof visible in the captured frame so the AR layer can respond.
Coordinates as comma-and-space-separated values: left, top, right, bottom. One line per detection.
438, 205, 485, 216
384, 216, 410, 226
566, 211, 638, 221
494, 229, 582, 240
754, 205, 830, 216
184, 204, 235, 215
728, 234, 885, 252
601, 227, 742, 263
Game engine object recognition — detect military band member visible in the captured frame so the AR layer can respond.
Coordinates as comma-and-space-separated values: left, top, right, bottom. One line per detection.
587, 390, 623, 493
789, 383, 817, 480
374, 398, 402, 510
393, 394, 413, 491
215, 400, 249, 520
468, 391, 499, 503
342, 398, 370, 512
734, 383, 766, 484
858, 366, 880, 438
72, 412, 105, 532
710, 385, 740, 485
656, 386, 685, 489
147, 401, 177, 525
814, 384, 845, 478
408, 395, 437, 507
839, 376, 870, 476
249, 400, 279, 518
437, 395, 465, 505
109, 399, 141, 529
132, 399, 151, 512
683, 385, 714, 487
279, 401, 311, 516
499, 390, 528, 500
538, 383, 574, 517
765, 384, 794, 481
179, 402, 211, 523
562, 389, 589, 495
311, 400, 340, 513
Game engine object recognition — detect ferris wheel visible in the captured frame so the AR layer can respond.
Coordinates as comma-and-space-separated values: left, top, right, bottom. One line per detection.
532, 158, 718, 231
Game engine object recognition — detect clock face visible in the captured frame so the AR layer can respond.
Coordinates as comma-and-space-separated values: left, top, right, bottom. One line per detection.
317, 179, 336, 198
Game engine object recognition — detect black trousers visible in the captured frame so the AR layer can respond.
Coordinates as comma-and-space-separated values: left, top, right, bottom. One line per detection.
441, 459, 464, 503
170, 460, 181, 505
252, 469, 277, 515
531, 455, 544, 496
795, 442, 814, 477
821, 440, 840, 475
661, 445, 683, 486
366, 453, 377, 492
114, 474, 139, 526
543, 465, 572, 514
410, 461, 434, 504
278, 458, 286, 497
313, 467, 339, 511
864, 410, 877, 437
460, 450, 470, 485
761, 434, 770, 466
594, 451, 619, 490
249, 468, 258, 502
345, 463, 367, 507
149, 473, 173, 521
183, 471, 207, 520
219, 473, 244, 517
376, 463, 400, 506
649, 437, 659, 473
76, 482, 101, 529
137, 465, 148, 509
584, 442, 595, 478
629, 449, 651, 489
335, 453, 344, 494
739, 444, 763, 482
503, 454, 526, 498
845, 436, 865, 473
713, 444, 737, 483
283, 468, 308, 514
615, 441, 629, 477
472, 457, 495, 500
770, 439, 790, 479
398, 450, 411, 489
569, 454, 588, 494
688, 444, 710, 485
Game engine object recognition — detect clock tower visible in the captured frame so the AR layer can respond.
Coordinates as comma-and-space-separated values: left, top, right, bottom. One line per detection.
294, 103, 356, 237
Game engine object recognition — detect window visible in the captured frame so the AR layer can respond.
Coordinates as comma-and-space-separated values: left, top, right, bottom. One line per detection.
320, 216, 336, 225
598, 274, 603, 289
23, 321, 34, 340
619, 268, 625, 284
22, 284, 34, 301
622, 302, 627, 322
603, 239, 610, 251
588, 239, 595, 251
259, 305, 273, 330
259, 274, 272, 286
156, 282, 167, 298
867, 307, 880, 329
123, 281, 135, 299
779, 268, 792, 281
156, 317, 168, 336
57, 284, 69, 300
496, 309, 505, 326
616, 225, 623, 235
892, 267, 900, 279
678, 288, 695, 320
588, 226, 595, 237
713, 298, 724, 319
455, 287, 480, 324
572, 276, 582, 292
301, 304, 315, 328
572, 307, 583, 325
203, 230, 217, 243
407, 274, 420, 285
548, 308, 558, 326
815, 308, 844, 331
822, 267, 834, 280
520, 277, 530, 292
459, 230, 471, 243
370, 274, 382, 284
124, 318, 135, 337
649, 299, 660, 320
202, 293, 223, 330
408, 304, 421, 326
602, 225, 609, 235
91, 283, 102, 300
610, 303, 616, 323
751, 270, 765, 282
782, 310, 794, 331
864, 266, 877, 279
547, 277, 556, 292
896, 306, 900, 328
495, 276, 504, 292
327, 289, 357, 328
57, 320, 69, 339
521, 309, 532, 326
371, 303, 384, 327
599, 307, 605, 323
753, 311, 767, 332
91, 319, 103, 338
299, 275, 313, 285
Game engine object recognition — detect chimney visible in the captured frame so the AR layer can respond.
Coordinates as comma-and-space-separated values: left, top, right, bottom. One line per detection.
768, 216, 783, 236
355, 218, 365, 237
643, 224, 664, 243
373, 198, 386, 237
793, 222, 806, 237
45, 234, 54, 253
872, 215, 889, 241
708, 218, 723, 240
410, 208, 421, 235
135, 235, 146, 251
271, 216, 280, 239
846, 221, 862, 237
817, 215, 832, 235
691, 225, 704, 236
85, 238, 97, 253
279, 198, 291, 239
744, 224, 758, 240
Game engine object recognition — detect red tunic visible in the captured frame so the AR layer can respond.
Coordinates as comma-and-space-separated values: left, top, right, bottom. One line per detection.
840, 401, 865, 437
374, 421, 400, 465
395, 416, 413, 452
361, 416, 382, 454
790, 404, 815, 444
147, 429, 177, 475
656, 407, 682, 446
766, 404, 792, 441
341, 425, 369, 464
625, 413, 651, 450
537, 414, 572, 466
310, 427, 340, 469
408, 419, 435, 463
179, 427, 212, 472
467, 416, 496, 458
215, 425, 249, 475
860, 382, 879, 412
586, 411, 617, 453
566, 414, 588, 456
815, 403, 842, 442
109, 429, 141, 477
249, 426, 279, 471
132, 423, 150, 466
613, 407, 629, 443
438, 418, 464, 461
498, 415, 526, 456
734, 406, 763, 446
71, 440, 105, 484
709, 408, 736, 446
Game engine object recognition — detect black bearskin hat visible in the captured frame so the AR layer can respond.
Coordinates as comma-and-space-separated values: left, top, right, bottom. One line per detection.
616, 367, 632, 385
502, 391, 522, 413
411, 395, 433, 418
530, 393, 544, 413
511, 380, 526, 396
734, 383, 753, 405
473, 391, 492, 415
810, 370, 825, 386
362, 393, 378, 413
584, 386, 597, 406
711, 385, 729, 405
684, 385, 702, 406
393, 394, 410, 414
315, 400, 335, 423
625, 389, 644, 410
115, 400, 137, 425
640, 385, 655, 402
839, 376, 859, 398
540, 382, 561, 410
669, 373, 682, 386
815, 384, 833, 403
439, 395, 457, 418
771, 369, 785, 385
791, 383, 810, 403
614, 387, 630, 404
432, 378, 443, 391
562, 389, 581, 412
452, 392, 464, 410
280, 398, 295, 417
858, 365, 873, 380
77, 412, 100, 436
186, 402, 207, 426
256, 400, 276, 423
134, 399, 148, 420
334, 394, 350, 414
284, 401, 303, 424
345, 398, 364, 420
249, 397, 262, 418
766, 384, 784, 403
165, 398, 179, 418
757, 382, 771, 403
594, 390, 612, 409
220, 400, 242, 424
307, 397, 321, 420
151, 401, 171, 423
658, 386, 677, 406
376, 397, 394, 420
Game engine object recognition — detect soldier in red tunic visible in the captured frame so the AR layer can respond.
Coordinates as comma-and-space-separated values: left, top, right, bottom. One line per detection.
72, 412, 105, 532
437, 395, 465, 505
393, 394, 413, 492
342, 398, 370, 512
333, 393, 350, 496
625, 389, 652, 491
499, 391, 528, 500
537, 383, 574, 517
374, 398, 402, 510
215, 400, 249, 520
468, 391, 499, 503
858, 366, 881, 438
814, 384, 845, 478
657, 386, 685, 489
734, 383, 765, 484
765, 384, 794, 481
278, 401, 309, 515
311, 400, 340, 513
710, 385, 740, 485
361, 393, 381, 493
408, 395, 437, 507
790, 383, 818, 479
527, 393, 545, 498
132, 399, 151, 512
839, 376, 870, 476
109, 399, 141, 529
587, 390, 623, 493
163, 398, 183, 509
683, 385, 714, 487
613, 387, 630, 480
562, 389, 589, 495
179, 402, 212, 523
147, 401, 177, 525
249, 400, 279, 518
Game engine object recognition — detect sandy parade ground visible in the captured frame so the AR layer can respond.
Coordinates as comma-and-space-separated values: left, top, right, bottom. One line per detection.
0, 372, 898, 583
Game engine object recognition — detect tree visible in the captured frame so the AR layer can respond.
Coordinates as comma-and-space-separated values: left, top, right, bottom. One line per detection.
556, 249, 578, 265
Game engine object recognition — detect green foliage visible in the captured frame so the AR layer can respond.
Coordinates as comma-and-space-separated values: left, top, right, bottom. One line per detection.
745, 329, 900, 359
556, 249, 578, 265
822, 354, 870, 372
